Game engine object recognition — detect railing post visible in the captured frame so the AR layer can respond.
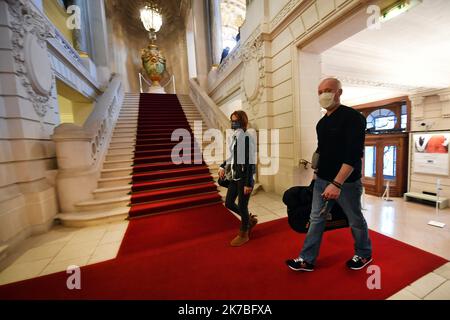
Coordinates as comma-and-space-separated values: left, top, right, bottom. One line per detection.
173, 75, 176, 94
51, 124, 97, 212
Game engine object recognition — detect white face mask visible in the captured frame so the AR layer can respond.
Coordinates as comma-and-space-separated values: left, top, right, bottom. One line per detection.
319, 92, 336, 110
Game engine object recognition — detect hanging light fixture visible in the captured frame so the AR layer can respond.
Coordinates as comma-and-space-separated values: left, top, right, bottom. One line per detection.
140, 4, 163, 42
140, 3, 166, 94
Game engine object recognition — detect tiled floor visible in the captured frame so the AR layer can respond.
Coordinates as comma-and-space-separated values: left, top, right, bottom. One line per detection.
0, 221, 128, 285
0, 191, 449, 300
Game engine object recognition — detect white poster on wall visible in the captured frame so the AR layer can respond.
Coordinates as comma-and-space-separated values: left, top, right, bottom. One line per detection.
413, 133, 450, 176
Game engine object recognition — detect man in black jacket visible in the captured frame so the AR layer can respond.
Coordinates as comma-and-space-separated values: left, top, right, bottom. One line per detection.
286, 78, 372, 272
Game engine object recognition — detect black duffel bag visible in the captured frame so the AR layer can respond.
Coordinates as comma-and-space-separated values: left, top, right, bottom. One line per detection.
282, 180, 349, 233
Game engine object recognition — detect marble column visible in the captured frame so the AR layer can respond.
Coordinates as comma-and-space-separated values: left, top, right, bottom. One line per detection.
192, 0, 211, 90
71, 0, 89, 56
209, 0, 223, 66
85, 0, 110, 86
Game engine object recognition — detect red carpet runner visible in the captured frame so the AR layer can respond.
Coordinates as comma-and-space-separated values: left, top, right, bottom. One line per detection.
0, 94, 447, 299
128, 94, 221, 218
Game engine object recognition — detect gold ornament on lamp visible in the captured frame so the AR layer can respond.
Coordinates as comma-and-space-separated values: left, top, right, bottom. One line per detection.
140, 4, 166, 93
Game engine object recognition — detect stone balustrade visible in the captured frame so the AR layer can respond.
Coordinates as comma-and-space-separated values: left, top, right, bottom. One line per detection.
51, 75, 124, 212
189, 78, 230, 133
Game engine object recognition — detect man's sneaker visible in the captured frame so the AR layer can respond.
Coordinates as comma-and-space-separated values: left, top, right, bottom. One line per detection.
346, 255, 373, 270
285, 257, 314, 272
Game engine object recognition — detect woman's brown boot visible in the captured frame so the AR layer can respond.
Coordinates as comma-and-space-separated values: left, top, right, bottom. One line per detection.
249, 214, 258, 236
230, 231, 249, 247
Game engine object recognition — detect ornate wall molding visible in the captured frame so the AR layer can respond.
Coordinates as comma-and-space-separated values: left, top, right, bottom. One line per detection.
241, 29, 265, 115
270, 0, 303, 31
439, 91, 450, 118
7, 0, 55, 118
338, 76, 436, 93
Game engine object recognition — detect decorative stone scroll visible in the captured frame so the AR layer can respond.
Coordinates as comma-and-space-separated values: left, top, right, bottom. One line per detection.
241, 30, 265, 115
7, 0, 55, 118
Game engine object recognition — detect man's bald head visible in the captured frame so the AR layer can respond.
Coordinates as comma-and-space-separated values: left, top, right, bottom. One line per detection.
318, 77, 343, 109
319, 78, 342, 92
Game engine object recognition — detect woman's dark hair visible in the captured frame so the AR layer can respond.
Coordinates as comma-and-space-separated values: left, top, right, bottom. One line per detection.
230, 110, 248, 131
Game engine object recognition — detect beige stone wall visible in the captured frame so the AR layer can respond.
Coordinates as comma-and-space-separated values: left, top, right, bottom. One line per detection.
207, 0, 369, 195
0, 0, 59, 252
409, 90, 450, 198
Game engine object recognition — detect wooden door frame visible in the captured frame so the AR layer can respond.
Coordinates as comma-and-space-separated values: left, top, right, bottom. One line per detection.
353, 96, 412, 132
364, 133, 409, 197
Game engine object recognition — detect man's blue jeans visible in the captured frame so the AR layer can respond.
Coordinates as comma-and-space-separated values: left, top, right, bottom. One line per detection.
299, 177, 372, 265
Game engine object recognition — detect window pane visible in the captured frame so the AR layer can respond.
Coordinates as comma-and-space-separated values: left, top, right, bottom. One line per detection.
401, 114, 407, 129
364, 146, 376, 178
375, 116, 396, 130
366, 115, 374, 129
383, 145, 397, 180
367, 108, 397, 131
401, 104, 407, 115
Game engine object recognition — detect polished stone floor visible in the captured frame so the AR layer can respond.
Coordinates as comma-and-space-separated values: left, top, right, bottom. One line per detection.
0, 192, 449, 299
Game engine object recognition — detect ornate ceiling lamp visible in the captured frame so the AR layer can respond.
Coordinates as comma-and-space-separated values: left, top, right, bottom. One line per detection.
140, 4, 166, 93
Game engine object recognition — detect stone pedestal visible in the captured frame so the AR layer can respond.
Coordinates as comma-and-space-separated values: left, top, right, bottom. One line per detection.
149, 86, 166, 94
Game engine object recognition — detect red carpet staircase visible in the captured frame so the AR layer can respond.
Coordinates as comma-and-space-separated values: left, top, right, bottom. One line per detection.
128, 93, 222, 218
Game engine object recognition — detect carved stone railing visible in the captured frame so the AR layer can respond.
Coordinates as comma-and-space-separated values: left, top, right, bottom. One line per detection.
189, 78, 229, 133
51, 75, 124, 212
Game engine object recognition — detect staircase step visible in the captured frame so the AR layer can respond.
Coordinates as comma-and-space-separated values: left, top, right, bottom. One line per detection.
101, 167, 133, 178
136, 125, 191, 130
75, 195, 130, 212
93, 185, 132, 199
106, 153, 135, 161
134, 140, 191, 147
132, 161, 198, 173
131, 173, 213, 192
103, 159, 134, 169
109, 140, 136, 146
134, 147, 197, 157
118, 115, 139, 119
132, 166, 210, 182
111, 134, 136, 140
137, 118, 188, 122
130, 132, 175, 139
128, 192, 222, 218
108, 146, 135, 155
98, 175, 132, 188
135, 128, 191, 134
134, 142, 188, 150
131, 182, 218, 204
56, 207, 129, 227
133, 153, 202, 165
138, 112, 193, 116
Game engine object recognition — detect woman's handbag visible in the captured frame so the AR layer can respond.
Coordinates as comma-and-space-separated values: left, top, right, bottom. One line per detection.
217, 164, 231, 188
218, 176, 230, 188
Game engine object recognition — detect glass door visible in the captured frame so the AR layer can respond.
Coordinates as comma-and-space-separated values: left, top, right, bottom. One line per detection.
362, 144, 377, 195
383, 145, 397, 187
363, 136, 407, 197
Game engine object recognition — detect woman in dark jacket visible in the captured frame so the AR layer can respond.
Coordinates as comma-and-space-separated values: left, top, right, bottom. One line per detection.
219, 110, 257, 246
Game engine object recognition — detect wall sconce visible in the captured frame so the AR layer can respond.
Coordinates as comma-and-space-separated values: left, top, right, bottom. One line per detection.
380, 0, 422, 23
